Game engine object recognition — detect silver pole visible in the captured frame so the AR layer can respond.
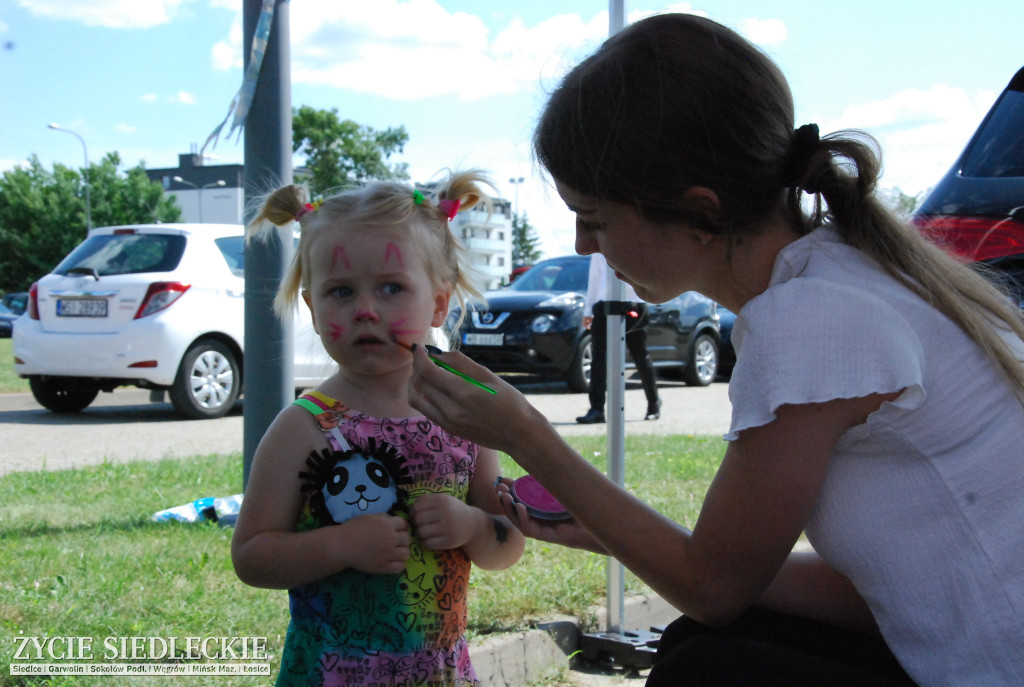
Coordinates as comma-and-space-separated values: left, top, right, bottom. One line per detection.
47, 123, 92, 233
605, 0, 627, 636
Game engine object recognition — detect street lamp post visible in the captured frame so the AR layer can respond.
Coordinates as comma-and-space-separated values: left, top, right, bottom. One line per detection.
48, 123, 92, 232
172, 176, 225, 223
508, 176, 525, 218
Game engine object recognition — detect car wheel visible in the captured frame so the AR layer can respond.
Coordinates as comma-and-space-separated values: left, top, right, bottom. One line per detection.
29, 378, 100, 413
169, 339, 241, 419
683, 333, 719, 386
566, 333, 593, 393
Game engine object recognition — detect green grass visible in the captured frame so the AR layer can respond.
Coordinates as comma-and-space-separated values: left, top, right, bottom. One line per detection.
0, 435, 722, 685
0, 339, 29, 394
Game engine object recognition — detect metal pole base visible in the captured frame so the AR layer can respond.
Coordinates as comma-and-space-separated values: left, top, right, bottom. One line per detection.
578, 627, 662, 669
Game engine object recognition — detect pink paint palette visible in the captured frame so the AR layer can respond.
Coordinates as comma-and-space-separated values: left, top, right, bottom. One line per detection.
509, 475, 571, 521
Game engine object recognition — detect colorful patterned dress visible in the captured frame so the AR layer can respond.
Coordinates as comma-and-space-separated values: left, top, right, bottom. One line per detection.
277, 391, 480, 687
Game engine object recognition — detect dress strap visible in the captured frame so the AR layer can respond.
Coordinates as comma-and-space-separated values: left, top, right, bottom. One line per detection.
293, 390, 337, 415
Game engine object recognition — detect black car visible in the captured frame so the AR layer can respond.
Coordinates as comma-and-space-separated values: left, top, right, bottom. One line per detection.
452, 254, 722, 391
717, 306, 736, 377
3, 291, 29, 316
912, 66, 1024, 308
0, 303, 17, 338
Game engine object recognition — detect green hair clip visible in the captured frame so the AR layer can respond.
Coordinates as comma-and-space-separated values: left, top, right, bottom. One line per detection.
412, 189, 425, 205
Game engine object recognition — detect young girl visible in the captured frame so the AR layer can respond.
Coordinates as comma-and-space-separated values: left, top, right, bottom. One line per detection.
232, 171, 525, 687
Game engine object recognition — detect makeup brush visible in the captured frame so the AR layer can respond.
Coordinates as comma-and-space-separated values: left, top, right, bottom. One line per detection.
392, 337, 497, 394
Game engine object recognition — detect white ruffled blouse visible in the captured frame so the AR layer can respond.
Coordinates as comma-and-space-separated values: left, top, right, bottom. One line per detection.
726, 227, 1024, 686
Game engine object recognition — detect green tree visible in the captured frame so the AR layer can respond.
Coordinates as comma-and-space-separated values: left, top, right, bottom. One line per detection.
0, 152, 180, 293
881, 186, 925, 221
292, 105, 409, 193
511, 212, 543, 267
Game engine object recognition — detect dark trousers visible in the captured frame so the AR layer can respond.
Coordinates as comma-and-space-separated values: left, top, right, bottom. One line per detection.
589, 302, 659, 410
647, 608, 917, 687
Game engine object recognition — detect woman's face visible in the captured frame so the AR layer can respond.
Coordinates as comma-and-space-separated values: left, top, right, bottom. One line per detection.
554, 180, 706, 304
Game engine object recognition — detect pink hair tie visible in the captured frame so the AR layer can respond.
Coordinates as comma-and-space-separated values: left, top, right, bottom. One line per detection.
438, 198, 461, 221
295, 199, 323, 221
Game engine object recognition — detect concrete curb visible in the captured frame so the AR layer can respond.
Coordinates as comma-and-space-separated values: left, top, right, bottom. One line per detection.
470, 594, 679, 686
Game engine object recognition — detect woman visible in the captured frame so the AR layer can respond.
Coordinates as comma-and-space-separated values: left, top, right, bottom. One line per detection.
409, 13, 1024, 686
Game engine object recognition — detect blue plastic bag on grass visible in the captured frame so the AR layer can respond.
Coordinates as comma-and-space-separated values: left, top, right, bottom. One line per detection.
152, 494, 243, 525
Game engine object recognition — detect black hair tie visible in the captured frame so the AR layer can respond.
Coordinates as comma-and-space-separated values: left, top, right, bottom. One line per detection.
783, 124, 821, 192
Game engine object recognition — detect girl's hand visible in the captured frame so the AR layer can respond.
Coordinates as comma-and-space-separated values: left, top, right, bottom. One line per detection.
339, 514, 411, 575
409, 492, 476, 551
495, 479, 606, 553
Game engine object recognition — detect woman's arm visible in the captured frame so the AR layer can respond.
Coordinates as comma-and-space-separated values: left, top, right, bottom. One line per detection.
408, 346, 895, 628
231, 405, 411, 589
759, 550, 880, 635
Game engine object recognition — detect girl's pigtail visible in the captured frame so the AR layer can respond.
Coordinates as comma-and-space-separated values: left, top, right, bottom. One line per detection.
245, 184, 311, 318
427, 170, 498, 340
246, 185, 309, 242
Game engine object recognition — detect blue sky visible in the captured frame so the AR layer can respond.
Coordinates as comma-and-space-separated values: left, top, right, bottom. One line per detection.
2, 0, 1022, 256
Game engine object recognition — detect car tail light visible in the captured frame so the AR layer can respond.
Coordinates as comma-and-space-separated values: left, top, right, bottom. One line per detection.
28, 282, 40, 320
913, 215, 1024, 263
135, 282, 191, 319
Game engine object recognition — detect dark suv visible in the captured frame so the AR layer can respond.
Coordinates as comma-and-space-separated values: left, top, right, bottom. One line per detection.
451, 254, 722, 391
912, 66, 1024, 308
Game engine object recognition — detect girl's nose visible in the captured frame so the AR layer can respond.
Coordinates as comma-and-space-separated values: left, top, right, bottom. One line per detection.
353, 307, 379, 322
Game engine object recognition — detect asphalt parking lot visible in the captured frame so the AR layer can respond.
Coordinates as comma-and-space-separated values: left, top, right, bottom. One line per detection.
0, 376, 732, 477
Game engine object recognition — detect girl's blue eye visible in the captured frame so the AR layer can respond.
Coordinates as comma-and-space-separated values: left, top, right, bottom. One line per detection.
382, 283, 403, 295
330, 286, 352, 298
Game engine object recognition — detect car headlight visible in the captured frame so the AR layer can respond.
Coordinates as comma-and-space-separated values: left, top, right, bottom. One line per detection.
537, 293, 579, 308
531, 314, 557, 333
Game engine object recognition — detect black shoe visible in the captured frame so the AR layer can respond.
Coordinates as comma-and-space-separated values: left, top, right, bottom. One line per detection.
645, 399, 662, 421
576, 409, 606, 424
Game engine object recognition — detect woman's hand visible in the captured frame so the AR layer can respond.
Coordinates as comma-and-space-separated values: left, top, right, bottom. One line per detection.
496, 479, 607, 553
407, 345, 546, 456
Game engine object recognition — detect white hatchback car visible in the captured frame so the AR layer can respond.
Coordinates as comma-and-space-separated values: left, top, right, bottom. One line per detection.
13, 223, 335, 419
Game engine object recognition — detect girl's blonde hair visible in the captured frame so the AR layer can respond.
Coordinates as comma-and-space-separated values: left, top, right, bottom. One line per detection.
246, 170, 492, 334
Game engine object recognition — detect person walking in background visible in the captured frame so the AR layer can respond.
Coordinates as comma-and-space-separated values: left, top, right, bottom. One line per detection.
577, 253, 661, 423
233, 170, 524, 686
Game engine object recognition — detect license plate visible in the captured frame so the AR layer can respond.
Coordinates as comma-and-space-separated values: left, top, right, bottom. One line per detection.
463, 333, 504, 346
57, 299, 108, 317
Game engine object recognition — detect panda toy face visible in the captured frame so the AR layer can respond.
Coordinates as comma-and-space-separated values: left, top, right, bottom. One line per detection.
299, 439, 407, 527
322, 452, 398, 523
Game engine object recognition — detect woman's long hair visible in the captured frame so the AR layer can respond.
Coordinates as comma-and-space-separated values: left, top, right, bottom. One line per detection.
534, 12, 1024, 403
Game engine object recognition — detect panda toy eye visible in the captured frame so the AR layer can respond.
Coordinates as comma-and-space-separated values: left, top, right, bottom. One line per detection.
326, 466, 349, 496
367, 462, 391, 488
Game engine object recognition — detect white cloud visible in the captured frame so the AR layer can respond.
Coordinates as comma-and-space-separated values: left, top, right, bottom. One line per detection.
114, 123, 137, 133
210, 17, 242, 71
284, 1, 610, 101
0, 158, 27, 173
738, 18, 787, 46
141, 93, 158, 103
207, 0, 621, 100
826, 85, 998, 195
17, 0, 193, 29
168, 90, 197, 105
